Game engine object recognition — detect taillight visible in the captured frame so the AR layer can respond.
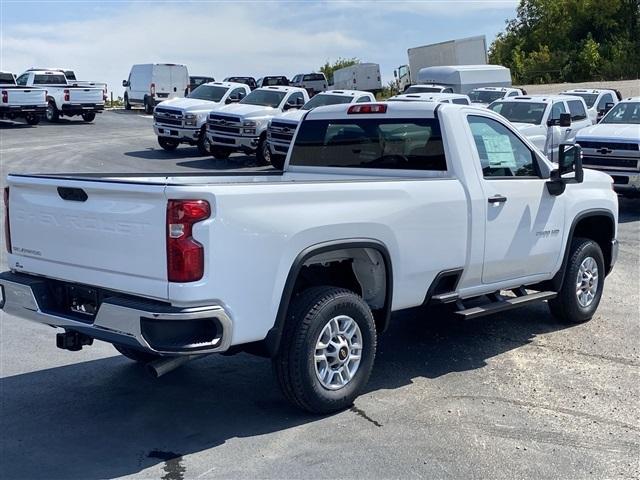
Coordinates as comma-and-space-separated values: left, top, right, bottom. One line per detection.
166, 199, 210, 282
4, 187, 11, 253
150, 83, 156, 96
348, 103, 387, 114
1, 91, 7, 103
64, 89, 70, 101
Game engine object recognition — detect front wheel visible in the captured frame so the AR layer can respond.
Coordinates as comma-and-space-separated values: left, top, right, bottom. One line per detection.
197, 129, 211, 155
46, 102, 59, 122
114, 344, 161, 363
273, 286, 377, 413
158, 136, 179, 151
256, 134, 269, 165
210, 145, 232, 159
25, 114, 40, 125
124, 95, 131, 110
81, 112, 96, 122
548, 237, 605, 324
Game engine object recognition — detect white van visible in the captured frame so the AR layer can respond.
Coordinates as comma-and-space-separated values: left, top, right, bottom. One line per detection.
123, 64, 189, 113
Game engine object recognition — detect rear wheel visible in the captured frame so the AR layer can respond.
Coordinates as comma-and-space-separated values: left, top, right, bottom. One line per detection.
46, 101, 59, 122
210, 145, 232, 159
548, 237, 605, 324
158, 136, 179, 151
25, 114, 40, 125
114, 344, 161, 363
273, 286, 377, 413
197, 128, 211, 155
124, 94, 131, 110
81, 112, 96, 122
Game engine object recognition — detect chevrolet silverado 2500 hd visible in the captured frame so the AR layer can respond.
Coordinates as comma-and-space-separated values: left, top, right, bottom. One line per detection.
488, 95, 592, 161
16, 70, 104, 122
576, 97, 640, 197
0, 102, 618, 413
266, 89, 375, 168
0, 71, 47, 125
153, 82, 251, 154
206, 86, 309, 163
561, 88, 622, 124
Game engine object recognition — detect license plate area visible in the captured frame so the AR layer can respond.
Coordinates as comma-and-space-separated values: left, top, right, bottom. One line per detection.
45, 280, 102, 323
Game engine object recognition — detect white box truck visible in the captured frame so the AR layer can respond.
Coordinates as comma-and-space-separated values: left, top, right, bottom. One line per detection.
331, 63, 382, 94
395, 35, 487, 91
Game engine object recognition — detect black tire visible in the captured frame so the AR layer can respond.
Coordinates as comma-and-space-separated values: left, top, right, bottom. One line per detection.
81, 112, 96, 122
271, 154, 285, 170
197, 128, 211, 155
25, 114, 40, 125
548, 237, 605, 324
158, 136, 179, 151
114, 344, 161, 363
124, 94, 131, 110
210, 145, 232, 159
256, 134, 269, 165
46, 101, 59, 122
273, 286, 377, 414
144, 97, 154, 114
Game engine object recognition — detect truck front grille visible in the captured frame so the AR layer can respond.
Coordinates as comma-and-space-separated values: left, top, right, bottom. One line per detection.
582, 156, 639, 170
207, 114, 242, 135
154, 108, 183, 127
268, 121, 296, 143
579, 141, 639, 151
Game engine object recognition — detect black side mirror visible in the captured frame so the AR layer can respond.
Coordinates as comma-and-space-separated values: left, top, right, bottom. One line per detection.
547, 143, 583, 195
604, 102, 615, 113
559, 113, 571, 127
393, 70, 398, 78
226, 94, 240, 104
122, 80, 129, 87
284, 100, 298, 110
296, 97, 305, 106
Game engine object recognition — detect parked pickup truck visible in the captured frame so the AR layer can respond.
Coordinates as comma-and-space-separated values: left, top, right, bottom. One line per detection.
206, 86, 309, 163
16, 70, 104, 122
560, 88, 622, 124
468, 87, 526, 107
1, 102, 618, 413
488, 95, 592, 161
576, 97, 640, 197
267, 89, 375, 168
153, 81, 251, 154
0, 71, 47, 125
25, 68, 108, 102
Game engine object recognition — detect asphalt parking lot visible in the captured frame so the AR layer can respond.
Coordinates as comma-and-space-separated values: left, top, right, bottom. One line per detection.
0, 112, 639, 479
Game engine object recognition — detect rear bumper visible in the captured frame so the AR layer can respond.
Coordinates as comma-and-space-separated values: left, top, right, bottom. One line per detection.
61, 104, 105, 115
0, 105, 46, 115
0, 272, 233, 356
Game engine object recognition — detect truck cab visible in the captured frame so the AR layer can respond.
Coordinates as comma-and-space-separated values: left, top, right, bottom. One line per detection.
206, 86, 309, 163
469, 87, 526, 107
488, 95, 592, 160
152, 81, 251, 154
267, 89, 375, 168
560, 88, 621, 124
576, 97, 640, 197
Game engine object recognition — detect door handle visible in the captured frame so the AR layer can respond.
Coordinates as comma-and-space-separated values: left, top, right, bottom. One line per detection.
488, 194, 507, 204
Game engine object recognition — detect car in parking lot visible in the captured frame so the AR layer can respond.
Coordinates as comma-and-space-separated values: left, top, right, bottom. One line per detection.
560, 88, 622, 123
1, 101, 618, 414
0, 71, 47, 125
488, 95, 592, 160
153, 81, 251, 154
290, 72, 328, 96
123, 64, 189, 114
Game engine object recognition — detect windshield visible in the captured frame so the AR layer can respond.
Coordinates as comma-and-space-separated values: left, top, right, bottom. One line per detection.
0, 73, 15, 84
600, 102, 640, 124
469, 90, 506, 104
488, 101, 547, 125
240, 89, 286, 108
302, 94, 353, 110
562, 92, 598, 108
188, 85, 228, 102
405, 86, 443, 94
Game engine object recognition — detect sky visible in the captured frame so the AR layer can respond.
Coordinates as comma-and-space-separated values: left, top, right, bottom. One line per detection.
1, 0, 518, 97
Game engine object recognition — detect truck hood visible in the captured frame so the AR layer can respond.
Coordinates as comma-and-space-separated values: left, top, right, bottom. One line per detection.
272, 109, 306, 123
215, 103, 280, 119
158, 97, 221, 112
576, 123, 640, 143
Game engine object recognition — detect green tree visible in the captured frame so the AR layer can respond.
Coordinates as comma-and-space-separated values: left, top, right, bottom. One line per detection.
489, 0, 640, 83
319, 57, 360, 85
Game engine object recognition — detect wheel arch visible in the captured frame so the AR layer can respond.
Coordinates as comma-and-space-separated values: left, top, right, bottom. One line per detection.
264, 239, 393, 357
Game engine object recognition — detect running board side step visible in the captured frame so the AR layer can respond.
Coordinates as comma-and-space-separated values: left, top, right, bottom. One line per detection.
454, 291, 557, 319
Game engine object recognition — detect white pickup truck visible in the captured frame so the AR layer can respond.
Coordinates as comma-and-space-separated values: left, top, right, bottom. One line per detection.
153, 82, 251, 154
206, 86, 309, 164
560, 88, 621, 124
468, 87, 526, 107
0, 71, 47, 125
576, 97, 640, 197
267, 89, 375, 168
388, 92, 471, 105
1, 102, 618, 413
15, 70, 104, 122
488, 95, 592, 160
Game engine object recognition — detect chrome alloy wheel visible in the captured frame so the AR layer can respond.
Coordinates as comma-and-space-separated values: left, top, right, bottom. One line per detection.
576, 256, 599, 307
314, 315, 363, 390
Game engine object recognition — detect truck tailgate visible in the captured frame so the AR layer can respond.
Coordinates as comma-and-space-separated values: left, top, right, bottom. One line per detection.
69, 88, 103, 104
7, 176, 169, 300
6, 89, 46, 106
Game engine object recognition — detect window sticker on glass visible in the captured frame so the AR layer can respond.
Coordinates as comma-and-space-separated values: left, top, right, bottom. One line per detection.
482, 135, 516, 168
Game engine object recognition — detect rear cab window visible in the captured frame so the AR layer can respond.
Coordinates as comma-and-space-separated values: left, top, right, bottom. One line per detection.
33, 74, 67, 85
0, 73, 15, 84
290, 117, 447, 171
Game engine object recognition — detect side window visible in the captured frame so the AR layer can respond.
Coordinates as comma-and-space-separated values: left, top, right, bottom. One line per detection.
230, 87, 246, 99
444, 88, 453, 93
288, 92, 304, 105
356, 96, 371, 103
508, 91, 519, 97
452, 98, 469, 105
567, 100, 587, 120
550, 101, 567, 120
597, 94, 613, 111
467, 115, 539, 178
16, 74, 28, 86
